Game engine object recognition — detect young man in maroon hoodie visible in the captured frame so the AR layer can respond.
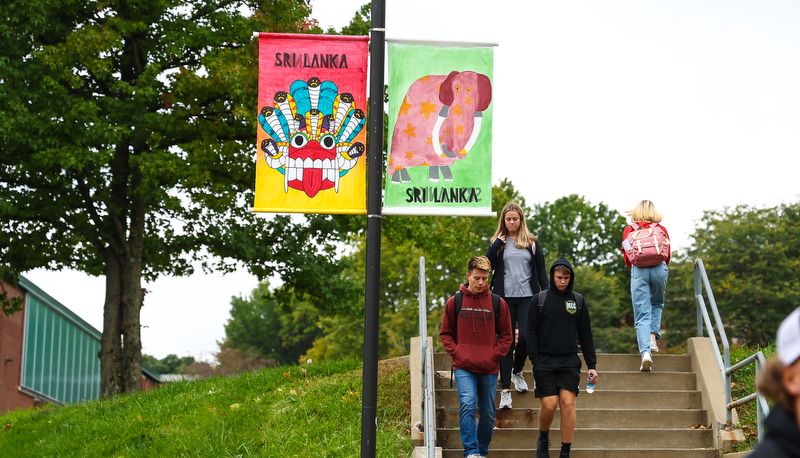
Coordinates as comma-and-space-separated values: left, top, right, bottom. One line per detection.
440, 256, 513, 458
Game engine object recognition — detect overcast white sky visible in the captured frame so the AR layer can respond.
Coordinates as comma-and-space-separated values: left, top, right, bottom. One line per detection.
25, 0, 800, 362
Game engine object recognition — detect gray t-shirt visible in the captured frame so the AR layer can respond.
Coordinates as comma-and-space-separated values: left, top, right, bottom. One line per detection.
503, 238, 533, 298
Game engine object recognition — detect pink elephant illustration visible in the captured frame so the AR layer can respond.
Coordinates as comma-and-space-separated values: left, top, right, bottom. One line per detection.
388, 70, 492, 183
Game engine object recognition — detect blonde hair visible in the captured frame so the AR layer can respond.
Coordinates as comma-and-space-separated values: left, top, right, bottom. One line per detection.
468, 256, 492, 273
491, 202, 536, 249
627, 200, 664, 224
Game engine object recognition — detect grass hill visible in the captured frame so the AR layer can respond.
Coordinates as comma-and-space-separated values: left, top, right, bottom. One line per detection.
0, 358, 412, 457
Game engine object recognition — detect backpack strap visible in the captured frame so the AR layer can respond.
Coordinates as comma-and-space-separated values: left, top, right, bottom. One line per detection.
490, 293, 501, 320
455, 291, 500, 322
573, 292, 584, 312
537, 290, 548, 313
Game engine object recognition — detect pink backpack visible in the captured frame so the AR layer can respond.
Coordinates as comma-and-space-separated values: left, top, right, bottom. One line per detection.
624, 223, 670, 267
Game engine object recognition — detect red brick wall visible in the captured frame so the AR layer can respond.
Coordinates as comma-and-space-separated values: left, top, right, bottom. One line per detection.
0, 282, 37, 413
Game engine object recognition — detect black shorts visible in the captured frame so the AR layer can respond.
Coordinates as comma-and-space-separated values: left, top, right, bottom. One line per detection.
532, 353, 581, 398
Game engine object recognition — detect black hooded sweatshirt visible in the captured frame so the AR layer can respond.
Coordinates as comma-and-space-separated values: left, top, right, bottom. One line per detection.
526, 257, 597, 370
748, 404, 800, 457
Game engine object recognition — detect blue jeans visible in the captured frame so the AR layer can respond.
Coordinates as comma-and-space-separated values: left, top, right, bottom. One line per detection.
454, 369, 498, 457
631, 262, 669, 355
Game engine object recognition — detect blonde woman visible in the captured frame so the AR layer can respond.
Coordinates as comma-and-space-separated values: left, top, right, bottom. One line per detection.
486, 203, 549, 409
621, 200, 670, 372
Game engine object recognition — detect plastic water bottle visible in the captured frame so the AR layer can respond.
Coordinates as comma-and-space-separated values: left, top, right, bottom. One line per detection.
586, 377, 595, 394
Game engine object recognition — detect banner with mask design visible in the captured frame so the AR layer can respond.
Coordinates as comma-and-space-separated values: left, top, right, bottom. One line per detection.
254, 33, 369, 214
384, 41, 496, 217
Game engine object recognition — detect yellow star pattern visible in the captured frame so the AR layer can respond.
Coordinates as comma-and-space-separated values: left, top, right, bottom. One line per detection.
399, 97, 412, 116
405, 151, 414, 159
419, 99, 437, 120
452, 104, 462, 116
402, 122, 416, 138
456, 124, 464, 135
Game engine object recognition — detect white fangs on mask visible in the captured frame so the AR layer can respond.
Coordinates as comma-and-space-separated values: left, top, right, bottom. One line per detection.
286, 157, 341, 190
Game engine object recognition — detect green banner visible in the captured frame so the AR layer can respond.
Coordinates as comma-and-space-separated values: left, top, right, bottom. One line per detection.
384, 42, 495, 216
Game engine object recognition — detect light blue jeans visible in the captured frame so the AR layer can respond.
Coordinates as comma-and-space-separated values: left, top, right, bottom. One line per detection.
454, 369, 498, 457
631, 262, 669, 356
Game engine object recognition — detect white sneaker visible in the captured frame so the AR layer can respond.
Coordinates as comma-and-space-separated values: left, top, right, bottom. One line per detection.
641, 352, 652, 372
499, 390, 512, 409
466, 454, 482, 458
511, 371, 528, 392
650, 339, 659, 352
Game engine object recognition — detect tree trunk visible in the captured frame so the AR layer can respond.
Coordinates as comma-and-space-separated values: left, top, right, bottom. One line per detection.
100, 254, 124, 397
99, 144, 146, 397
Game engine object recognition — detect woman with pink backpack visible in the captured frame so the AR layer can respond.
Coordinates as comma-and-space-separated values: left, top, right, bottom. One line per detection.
621, 200, 671, 372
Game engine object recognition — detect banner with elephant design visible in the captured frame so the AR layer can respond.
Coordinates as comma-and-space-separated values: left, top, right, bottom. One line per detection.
253, 33, 369, 214
383, 41, 496, 217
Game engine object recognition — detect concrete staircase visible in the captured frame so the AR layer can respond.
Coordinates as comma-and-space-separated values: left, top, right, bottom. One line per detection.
431, 352, 719, 458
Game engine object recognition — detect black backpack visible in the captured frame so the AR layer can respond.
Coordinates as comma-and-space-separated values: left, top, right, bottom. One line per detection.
453, 291, 502, 332
536, 290, 584, 314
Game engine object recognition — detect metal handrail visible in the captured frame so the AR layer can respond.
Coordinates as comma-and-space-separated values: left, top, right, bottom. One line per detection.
694, 258, 769, 441
418, 257, 436, 458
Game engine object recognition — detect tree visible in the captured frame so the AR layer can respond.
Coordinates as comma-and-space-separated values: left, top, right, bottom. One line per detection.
142, 354, 196, 375
223, 282, 322, 365
301, 179, 532, 360
527, 194, 628, 271
572, 265, 633, 353
0, 0, 359, 396
688, 202, 800, 346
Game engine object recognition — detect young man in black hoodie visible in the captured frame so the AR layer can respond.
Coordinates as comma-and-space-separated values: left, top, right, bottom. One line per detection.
527, 258, 598, 458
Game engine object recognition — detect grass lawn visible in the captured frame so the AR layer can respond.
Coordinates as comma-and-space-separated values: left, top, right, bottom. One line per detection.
0, 358, 412, 457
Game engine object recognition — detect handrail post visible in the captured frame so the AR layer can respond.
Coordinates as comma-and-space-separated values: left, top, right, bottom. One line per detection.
419, 257, 427, 364
695, 258, 768, 443
695, 261, 704, 337
418, 256, 436, 458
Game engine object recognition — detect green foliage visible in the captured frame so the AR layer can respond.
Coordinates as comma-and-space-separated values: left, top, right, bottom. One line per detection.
0, 358, 412, 457
224, 282, 323, 365
660, 256, 697, 352
337, 3, 371, 36
689, 202, 800, 345
141, 354, 195, 376
0, 0, 364, 393
528, 194, 628, 272
573, 265, 634, 353
302, 182, 638, 360
730, 344, 777, 452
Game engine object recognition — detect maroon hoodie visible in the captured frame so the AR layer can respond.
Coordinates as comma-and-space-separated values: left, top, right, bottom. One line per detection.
440, 283, 512, 375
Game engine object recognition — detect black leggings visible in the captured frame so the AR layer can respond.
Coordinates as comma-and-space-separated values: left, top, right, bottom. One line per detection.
499, 296, 531, 389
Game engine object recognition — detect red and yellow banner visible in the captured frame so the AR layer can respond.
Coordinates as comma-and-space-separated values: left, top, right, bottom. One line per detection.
254, 33, 369, 214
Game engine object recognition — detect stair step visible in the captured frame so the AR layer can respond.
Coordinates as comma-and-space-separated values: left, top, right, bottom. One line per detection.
441, 448, 719, 458
434, 353, 692, 372
435, 369, 697, 390
436, 427, 714, 449
436, 388, 702, 409
432, 351, 717, 457
436, 407, 708, 429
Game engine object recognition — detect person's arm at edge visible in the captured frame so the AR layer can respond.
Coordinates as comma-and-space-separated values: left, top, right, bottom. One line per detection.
494, 297, 513, 360
577, 295, 597, 371
533, 240, 548, 290
526, 293, 541, 362
439, 296, 457, 355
